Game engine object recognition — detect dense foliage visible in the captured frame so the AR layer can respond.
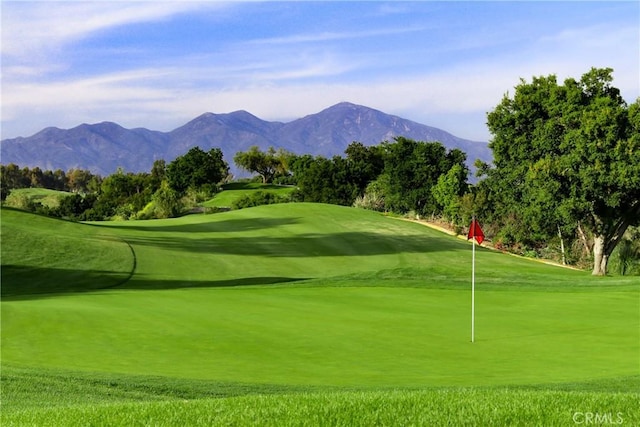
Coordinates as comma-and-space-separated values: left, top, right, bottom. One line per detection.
166, 147, 228, 195
233, 146, 292, 184
484, 67, 640, 275
289, 138, 468, 216
1, 164, 100, 200
1, 147, 229, 220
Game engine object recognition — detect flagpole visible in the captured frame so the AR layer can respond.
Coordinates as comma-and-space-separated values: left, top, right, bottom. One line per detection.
468, 216, 483, 344
471, 218, 476, 343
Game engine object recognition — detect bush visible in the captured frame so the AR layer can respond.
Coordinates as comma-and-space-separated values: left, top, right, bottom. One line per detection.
353, 192, 385, 212
610, 237, 640, 276
231, 191, 290, 210
353, 180, 386, 212
4, 192, 37, 211
153, 183, 183, 218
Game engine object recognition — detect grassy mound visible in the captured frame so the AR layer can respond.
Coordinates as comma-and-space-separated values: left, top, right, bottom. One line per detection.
203, 182, 296, 208
1, 208, 135, 297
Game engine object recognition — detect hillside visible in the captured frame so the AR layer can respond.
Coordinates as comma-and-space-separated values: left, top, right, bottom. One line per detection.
0, 102, 491, 176
0, 208, 134, 297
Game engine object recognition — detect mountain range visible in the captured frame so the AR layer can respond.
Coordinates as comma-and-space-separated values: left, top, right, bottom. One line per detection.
0, 102, 491, 177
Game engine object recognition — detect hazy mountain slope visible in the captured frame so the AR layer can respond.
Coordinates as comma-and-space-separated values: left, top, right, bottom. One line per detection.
0, 103, 491, 176
0, 122, 169, 175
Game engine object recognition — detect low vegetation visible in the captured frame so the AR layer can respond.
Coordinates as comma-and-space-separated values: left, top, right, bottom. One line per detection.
204, 182, 297, 209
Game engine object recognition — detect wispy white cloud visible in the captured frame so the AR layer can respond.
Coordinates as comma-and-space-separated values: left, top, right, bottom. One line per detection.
375, 3, 413, 16
1, 2, 216, 58
248, 25, 429, 46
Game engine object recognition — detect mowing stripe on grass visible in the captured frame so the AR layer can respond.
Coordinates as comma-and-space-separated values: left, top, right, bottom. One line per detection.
2, 203, 638, 425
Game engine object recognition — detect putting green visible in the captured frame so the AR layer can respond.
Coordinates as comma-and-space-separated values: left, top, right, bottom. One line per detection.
3, 284, 637, 387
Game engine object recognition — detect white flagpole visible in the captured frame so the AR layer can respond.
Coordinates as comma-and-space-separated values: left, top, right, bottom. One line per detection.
471, 216, 476, 343
471, 226, 475, 343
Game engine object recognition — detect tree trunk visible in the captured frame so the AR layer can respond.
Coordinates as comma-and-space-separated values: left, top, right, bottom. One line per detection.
592, 234, 607, 275
557, 225, 566, 265
577, 222, 591, 255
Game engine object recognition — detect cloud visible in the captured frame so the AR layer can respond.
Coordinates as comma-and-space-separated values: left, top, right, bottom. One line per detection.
0, 62, 521, 141
248, 25, 429, 46
530, 23, 639, 97
1, 2, 223, 58
1, 2, 637, 143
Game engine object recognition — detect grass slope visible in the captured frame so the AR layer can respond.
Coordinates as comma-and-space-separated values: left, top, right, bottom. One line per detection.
1, 208, 134, 296
2, 204, 639, 424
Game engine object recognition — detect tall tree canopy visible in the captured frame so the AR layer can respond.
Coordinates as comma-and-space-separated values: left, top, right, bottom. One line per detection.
378, 137, 467, 216
166, 146, 228, 194
233, 146, 290, 183
486, 67, 640, 275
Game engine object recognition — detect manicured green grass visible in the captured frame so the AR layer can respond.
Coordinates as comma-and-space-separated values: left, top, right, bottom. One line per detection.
1, 204, 638, 425
0, 208, 134, 296
2, 368, 638, 427
203, 182, 295, 208
4, 283, 637, 387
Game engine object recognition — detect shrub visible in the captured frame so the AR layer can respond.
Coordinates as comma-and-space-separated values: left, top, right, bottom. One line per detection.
4, 192, 37, 211
153, 183, 183, 218
231, 191, 289, 210
353, 180, 386, 212
610, 237, 640, 276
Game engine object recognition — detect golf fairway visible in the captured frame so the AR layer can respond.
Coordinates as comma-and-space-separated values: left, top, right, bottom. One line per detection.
1, 203, 638, 425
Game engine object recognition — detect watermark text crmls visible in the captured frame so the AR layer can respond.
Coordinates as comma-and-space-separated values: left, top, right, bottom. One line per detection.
573, 412, 624, 425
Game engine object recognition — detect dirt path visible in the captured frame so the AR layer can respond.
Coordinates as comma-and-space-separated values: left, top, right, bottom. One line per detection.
395, 216, 583, 271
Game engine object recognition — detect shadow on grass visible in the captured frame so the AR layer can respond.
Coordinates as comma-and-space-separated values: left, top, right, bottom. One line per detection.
123, 231, 464, 257
120, 275, 308, 292
99, 216, 302, 233
1, 266, 308, 300
1, 265, 131, 299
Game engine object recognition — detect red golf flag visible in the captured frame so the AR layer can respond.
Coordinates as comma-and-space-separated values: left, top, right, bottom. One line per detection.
467, 219, 484, 245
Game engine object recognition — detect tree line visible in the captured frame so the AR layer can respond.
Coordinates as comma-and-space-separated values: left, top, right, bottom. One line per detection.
2, 138, 467, 221
2, 68, 638, 275
1, 146, 228, 220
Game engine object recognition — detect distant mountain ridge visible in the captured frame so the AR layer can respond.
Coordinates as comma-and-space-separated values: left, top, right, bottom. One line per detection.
0, 102, 491, 176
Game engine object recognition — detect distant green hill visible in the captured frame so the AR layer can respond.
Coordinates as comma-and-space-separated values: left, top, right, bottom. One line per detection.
203, 182, 296, 208
4, 187, 72, 209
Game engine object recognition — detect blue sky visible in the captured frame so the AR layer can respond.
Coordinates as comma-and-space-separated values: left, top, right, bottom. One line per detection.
1, 1, 638, 141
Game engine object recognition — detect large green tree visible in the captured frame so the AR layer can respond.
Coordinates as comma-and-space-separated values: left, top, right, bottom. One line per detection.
294, 156, 359, 206
486, 67, 640, 275
432, 163, 469, 225
378, 137, 467, 216
166, 147, 228, 194
233, 146, 290, 184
